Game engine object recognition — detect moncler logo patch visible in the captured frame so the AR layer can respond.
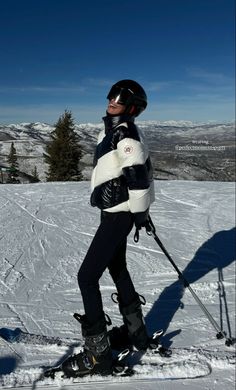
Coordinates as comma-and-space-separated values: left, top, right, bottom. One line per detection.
124, 145, 133, 154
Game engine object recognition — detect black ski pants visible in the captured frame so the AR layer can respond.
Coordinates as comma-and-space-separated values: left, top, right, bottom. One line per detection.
78, 211, 137, 325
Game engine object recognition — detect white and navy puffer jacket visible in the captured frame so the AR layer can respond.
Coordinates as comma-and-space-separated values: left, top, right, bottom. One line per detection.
90, 115, 155, 216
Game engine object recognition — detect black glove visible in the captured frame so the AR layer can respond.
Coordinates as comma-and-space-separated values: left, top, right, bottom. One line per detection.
133, 209, 150, 243
133, 210, 156, 243
133, 209, 150, 230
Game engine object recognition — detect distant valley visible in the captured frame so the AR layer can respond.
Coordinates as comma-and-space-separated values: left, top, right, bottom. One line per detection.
0, 120, 235, 182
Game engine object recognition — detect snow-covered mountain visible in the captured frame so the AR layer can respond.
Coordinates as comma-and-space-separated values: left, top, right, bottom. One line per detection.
0, 120, 235, 182
0, 180, 235, 389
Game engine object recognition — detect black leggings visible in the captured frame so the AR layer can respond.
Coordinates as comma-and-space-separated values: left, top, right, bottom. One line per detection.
78, 211, 137, 325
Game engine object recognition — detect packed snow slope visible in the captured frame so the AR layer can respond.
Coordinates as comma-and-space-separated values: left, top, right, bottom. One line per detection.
0, 180, 235, 390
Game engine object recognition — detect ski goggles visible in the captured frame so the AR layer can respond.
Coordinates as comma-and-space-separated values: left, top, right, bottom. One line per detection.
107, 86, 134, 105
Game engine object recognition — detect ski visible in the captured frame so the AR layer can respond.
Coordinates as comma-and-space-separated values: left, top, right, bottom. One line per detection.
40, 330, 171, 381
1, 327, 234, 364
31, 332, 171, 386
1, 332, 234, 387
0, 327, 78, 347
0, 355, 212, 388
0, 327, 171, 357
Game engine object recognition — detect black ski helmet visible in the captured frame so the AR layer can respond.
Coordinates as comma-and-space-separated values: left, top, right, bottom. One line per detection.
107, 79, 147, 117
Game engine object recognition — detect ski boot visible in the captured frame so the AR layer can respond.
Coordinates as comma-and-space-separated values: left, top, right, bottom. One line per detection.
109, 293, 150, 351
109, 293, 171, 357
61, 314, 113, 378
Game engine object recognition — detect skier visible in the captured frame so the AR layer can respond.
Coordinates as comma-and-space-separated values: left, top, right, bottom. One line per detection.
63, 80, 155, 377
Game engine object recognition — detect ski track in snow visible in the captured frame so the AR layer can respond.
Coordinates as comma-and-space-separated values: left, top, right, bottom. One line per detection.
0, 180, 235, 390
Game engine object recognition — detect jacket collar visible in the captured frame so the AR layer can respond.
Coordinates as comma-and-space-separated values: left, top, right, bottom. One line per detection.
102, 114, 135, 134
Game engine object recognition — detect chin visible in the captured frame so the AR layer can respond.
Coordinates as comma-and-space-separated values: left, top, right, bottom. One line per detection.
107, 109, 117, 116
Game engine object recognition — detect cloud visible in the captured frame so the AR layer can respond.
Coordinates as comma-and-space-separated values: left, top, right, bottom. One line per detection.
0, 92, 234, 125
0, 103, 104, 124
145, 97, 235, 122
0, 71, 234, 124
0, 85, 86, 94
85, 78, 114, 88
145, 80, 180, 92
186, 67, 234, 85
0, 78, 114, 97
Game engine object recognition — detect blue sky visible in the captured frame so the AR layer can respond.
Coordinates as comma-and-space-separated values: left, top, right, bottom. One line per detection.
0, 0, 234, 124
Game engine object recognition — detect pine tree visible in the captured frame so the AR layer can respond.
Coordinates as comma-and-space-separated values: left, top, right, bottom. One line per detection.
32, 166, 40, 183
7, 142, 19, 183
44, 110, 83, 181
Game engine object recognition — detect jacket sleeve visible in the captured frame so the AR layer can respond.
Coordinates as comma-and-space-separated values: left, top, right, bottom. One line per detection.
116, 134, 152, 213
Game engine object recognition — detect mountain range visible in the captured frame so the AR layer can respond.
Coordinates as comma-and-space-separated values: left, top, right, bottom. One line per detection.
0, 120, 235, 182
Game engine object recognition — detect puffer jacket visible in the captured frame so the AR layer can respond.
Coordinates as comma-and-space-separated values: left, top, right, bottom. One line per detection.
90, 114, 155, 215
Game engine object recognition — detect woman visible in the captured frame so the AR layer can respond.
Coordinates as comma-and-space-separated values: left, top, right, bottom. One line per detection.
64, 79, 155, 377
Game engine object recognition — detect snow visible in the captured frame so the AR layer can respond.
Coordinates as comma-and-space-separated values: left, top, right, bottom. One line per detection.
0, 180, 235, 389
1, 120, 235, 182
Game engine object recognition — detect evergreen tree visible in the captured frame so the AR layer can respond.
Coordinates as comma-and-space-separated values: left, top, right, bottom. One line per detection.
32, 166, 40, 183
44, 110, 83, 181
7, 142, 19, 183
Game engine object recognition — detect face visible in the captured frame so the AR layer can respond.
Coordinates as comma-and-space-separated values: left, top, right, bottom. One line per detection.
107, 98, 126, 115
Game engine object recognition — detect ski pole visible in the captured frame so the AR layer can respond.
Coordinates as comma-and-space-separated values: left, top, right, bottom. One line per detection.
0, 334, 24, 361
144, 216, 235, 347
218, 268, 233, 340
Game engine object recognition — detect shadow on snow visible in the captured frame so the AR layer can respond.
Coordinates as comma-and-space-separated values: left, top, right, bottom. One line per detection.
145, 227, 236, 347
0, 356, 18, 375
